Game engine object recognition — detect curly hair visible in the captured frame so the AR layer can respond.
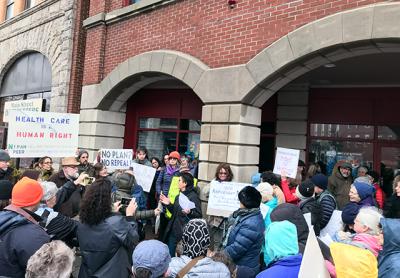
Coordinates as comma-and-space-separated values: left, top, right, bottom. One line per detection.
80, 178, 112, 225
215, 163, 233, 182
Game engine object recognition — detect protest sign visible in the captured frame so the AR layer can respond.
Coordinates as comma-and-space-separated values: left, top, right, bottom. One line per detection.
207, 181, 249, 217
131, 162, 156, 192
3, 99, 43, 122
7, 110, 79, 158
320, 210, 342, 238
100, 149, 133, 170
273, 147, 300, 178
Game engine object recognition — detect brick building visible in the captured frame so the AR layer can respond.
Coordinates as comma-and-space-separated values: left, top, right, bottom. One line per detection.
80, 0, 400, 190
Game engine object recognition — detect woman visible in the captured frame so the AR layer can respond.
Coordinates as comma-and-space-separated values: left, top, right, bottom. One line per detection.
36, 156, 54, 181
160, 172, 202, 256
383, 175, 400, 218
77, 178, 139, 277
348, 181, 375, 207
378, 218, 400, 278
149, 157, 162, 209
223, 186, 264, 273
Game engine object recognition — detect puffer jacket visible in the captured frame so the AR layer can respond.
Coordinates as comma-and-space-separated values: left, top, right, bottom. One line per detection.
169, 255, 231, 278
156, 165, 180, 196
378, 218, 400, 278
315, 190, 337, 229
328, 164, 352, 210
299, 197, 322, 236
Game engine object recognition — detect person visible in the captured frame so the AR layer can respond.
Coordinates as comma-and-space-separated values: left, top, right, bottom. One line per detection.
378, 218, 400, 278
0, 177, 50, 277
156, 151, 181, 197
160, 172, 202, 256
383, 174, 400, 218
256, 221, 302, 278
261, 171, 285, 205
134, 146, 152, 167
20, 169, 41, 181
77, 178, 139, 277
0, 180, 13, 210
328, 162, 353, 209
180, 154, 196, 177
349, 181, 375, 207
149, 157, 162, 209
296, 179, 322, 235
281, 173, 300, 205
223, 186, 264, 273
77, 149, 95, 176
112, 169, 146, 210
340, 202, 361, 233
163, 153, 170, 168
169, 219, 231, 278
368, 171, 385, 209
132, 240, 171, 278
0, 149, 16, 183
25, 240, 75, 278
257, 182, 279, 228
357, 166, 368, 177
35, 156, 54, 181
311, 173, 337, 229
306, 162, 322, 179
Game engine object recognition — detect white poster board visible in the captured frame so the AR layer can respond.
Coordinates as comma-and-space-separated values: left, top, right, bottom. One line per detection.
130, 162, 156, 193
273, 147, 300, 178
320, 210, 342, 239
207, 181, 249, 217
3, 99, 43, 122
100, 149, 133, 170
7, 110, 79, 158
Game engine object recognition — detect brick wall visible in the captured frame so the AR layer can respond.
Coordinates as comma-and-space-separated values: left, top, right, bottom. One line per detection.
83, 0, 388, 85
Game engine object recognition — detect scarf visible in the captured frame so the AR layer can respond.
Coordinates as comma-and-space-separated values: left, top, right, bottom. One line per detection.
166, 165, 179, 176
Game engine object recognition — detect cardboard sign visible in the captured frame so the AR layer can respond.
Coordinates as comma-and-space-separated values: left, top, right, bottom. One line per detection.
3, 99, 43, 122
130, 162, 156, 193
100, 149, 133, 170
7, 110, 79, 158
207, 181, 249, 217
273, 147, 300, 178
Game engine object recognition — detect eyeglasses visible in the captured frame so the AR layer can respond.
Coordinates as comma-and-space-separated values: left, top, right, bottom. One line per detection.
219, 172, 227, 175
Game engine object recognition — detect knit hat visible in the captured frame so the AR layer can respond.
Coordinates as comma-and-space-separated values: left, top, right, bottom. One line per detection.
0, 180, 13, 200
256, 182, 274, 203
169, 151, 180, 160
40, 181, 58, 201
12, 177, 43, 207
20, 170, 41, 181
353, 181, 375, 200
238, 186, 262, 209
296, 180, 315, 198
341, 202, 361, 225
182, 219, 210, 258
339, 162, 352, 170
132, 240, 171, 278
0, 150, 10, 162
311, 174, 328, 190
77, 149, 89, 159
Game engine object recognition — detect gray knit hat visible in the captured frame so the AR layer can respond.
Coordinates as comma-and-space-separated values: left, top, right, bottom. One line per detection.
0, 150, 10, 162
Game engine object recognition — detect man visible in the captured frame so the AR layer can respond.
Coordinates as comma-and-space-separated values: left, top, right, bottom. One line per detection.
311, 174, 337, 229
0, 177, 50, 277
328, 162, 353, 210
77, 149, 95, 176
0, 149, 15, 182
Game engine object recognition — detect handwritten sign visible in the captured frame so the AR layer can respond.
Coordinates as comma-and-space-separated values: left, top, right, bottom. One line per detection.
131, 162, 156, 193
273, 147, 300, 179
100, 149, 133, 170
207, 180, 250, 217
7, 110, 79, 158
3, 99, 43, 122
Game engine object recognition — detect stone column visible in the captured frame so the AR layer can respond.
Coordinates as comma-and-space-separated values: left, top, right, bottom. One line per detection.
0, 0, 6, 22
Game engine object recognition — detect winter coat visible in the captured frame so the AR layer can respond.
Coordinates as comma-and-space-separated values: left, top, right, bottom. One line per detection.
77, 214, 139, 278
224, 208, 265, 273
156, 165, 180, 196
0, 205, 50, 277
378, 218, 400, 278
315, 190, 337, 229
169, 255, 231, 278
383, 194, 400, 219
133, 158, 152, 167
0, 167, 16, 183
77, 162, 95, 176
163, 188, 202, 243
280, 179, 299, 205
373, 183, 385, 209
328, 165, 352, 210
299, 197, 322, 236
256, 255, 302, 278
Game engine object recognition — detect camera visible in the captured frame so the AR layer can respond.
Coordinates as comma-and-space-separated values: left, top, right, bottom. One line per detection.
120, 197, 132, 206
81, 177, 95, 186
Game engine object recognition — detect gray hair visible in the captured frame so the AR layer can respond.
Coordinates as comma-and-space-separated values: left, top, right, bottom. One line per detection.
25, 240, 74, 278
40, 181, 58, 202
356, 207, 383, 235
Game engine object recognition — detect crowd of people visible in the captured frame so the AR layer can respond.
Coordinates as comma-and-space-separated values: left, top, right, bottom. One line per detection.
0, 147, 399, 278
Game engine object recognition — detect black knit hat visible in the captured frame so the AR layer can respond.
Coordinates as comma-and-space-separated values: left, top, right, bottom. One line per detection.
238, 186, 261, 209
0, 180, 13, 200
311, 174, 328, 190
297, 180, 315, 198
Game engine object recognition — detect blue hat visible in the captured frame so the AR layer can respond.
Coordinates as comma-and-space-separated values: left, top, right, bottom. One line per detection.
311, 174, 328, 190
353, 181, 375, 200
341, 202, 361, 225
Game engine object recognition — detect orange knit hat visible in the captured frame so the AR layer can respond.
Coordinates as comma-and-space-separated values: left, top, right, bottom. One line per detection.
12, 177, 43, 207
169, 151, 180, 160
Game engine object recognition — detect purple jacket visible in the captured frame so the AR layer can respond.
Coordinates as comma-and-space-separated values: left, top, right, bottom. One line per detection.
256, 254, 302, 278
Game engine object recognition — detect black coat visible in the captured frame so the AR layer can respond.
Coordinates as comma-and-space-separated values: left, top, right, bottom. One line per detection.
384, 194, 400, 219
77, 214, 139, 278
315, 190, 337, 229
299, 197, 322, 236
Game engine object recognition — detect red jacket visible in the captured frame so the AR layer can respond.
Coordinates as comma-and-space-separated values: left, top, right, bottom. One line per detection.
281, 179, 299, 205
373, 183, 385, 209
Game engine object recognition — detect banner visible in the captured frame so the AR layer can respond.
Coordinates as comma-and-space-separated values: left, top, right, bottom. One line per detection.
273, 147, 300, 178
100, 149, 133, 170
207, 181, 249, 217
7, 110, 79, 158
3, 99, 43, 122
131, 162, 156, 193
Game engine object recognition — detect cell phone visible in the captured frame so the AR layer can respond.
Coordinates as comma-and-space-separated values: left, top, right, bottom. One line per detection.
121, 197, 132, 206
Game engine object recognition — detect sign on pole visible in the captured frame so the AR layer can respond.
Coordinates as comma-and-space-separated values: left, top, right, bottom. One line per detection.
100, 149, 133, 170
273, 147, 300, 178
7, 110, 79, 158
207, 181, 249, 217
130, 162, 156, 193
3, 99, 43, 122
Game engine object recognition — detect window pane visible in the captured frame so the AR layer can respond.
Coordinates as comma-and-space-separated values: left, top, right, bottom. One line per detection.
6, 3, 14, 20
180, 119, 201, 131
378, 126, 400, 140
178, 133, 200, 159
137, 131, 176, 159
308, 139, 373, 176
310, 123, 374, 139
139, 118, 177, 129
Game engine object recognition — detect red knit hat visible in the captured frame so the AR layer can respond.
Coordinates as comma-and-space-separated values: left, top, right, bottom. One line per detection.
169, 151, 180, 160
12, 177, 43, 207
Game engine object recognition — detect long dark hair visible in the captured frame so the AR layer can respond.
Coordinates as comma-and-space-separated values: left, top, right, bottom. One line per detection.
80, 179, 112, 225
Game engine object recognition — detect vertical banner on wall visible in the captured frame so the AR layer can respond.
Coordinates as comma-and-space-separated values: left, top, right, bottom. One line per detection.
273, 147, 300, 178
6, 110, 79, 157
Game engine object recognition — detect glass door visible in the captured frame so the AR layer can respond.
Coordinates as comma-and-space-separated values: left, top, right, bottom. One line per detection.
378, 143, 400, 196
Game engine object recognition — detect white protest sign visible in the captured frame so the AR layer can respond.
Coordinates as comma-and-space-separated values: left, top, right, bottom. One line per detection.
3, 99, 44, 122
320, 210, 342, 238
7, 110, 79, 158
207, 181, 249, 217
273, 147, 300, 178
131, 162, 156, 193
100, 149, 133, 170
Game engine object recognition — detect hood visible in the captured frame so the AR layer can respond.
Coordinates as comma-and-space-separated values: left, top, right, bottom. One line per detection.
380, 218, 400, 255
265, 221, 299, 262
0, 210, 28, 235
271, 254, 302, 267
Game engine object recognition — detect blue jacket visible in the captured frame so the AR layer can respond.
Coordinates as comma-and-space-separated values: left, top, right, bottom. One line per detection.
156, 166, 180, 196
224, 209, 264, 273
256, 255, 302, 278
378, 218, 400, 278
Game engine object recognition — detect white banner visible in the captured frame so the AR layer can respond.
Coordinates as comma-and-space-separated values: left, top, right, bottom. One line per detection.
3, 99, 43, 122
100, 149, 133, 170
7, 111, 79, 158
130, 162, 156, 193
207, 181, 249, 217
273, 147, 300, 179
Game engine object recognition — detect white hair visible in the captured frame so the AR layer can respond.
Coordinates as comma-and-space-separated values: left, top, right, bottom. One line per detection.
356, 207, 383, 235
40, 181, 58, 201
